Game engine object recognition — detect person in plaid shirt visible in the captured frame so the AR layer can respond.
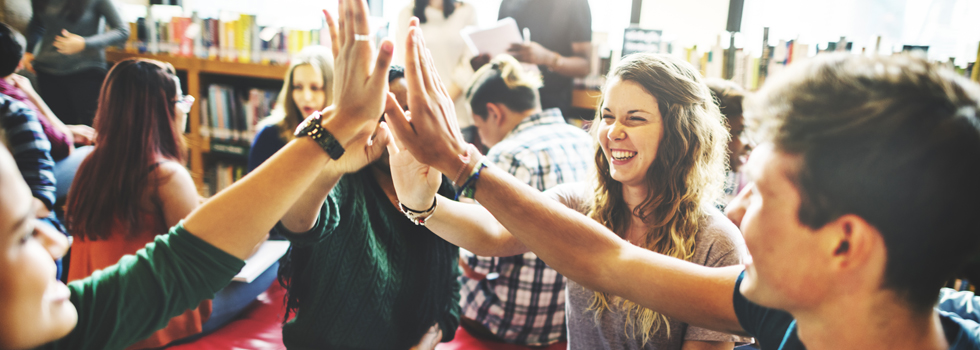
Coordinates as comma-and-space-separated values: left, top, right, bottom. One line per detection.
458, 54, 593, 346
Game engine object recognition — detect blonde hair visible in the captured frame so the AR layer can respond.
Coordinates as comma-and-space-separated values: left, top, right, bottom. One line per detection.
586, 53, 729, 343
261, 46, 334, 142
465, 54, 541, 118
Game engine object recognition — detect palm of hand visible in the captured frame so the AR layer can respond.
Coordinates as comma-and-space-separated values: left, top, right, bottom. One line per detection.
331, 128, 387, 174
389, 142, 441, 208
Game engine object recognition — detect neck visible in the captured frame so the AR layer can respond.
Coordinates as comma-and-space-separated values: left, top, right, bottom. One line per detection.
2, 74, 14, 85
621, 183, 649, 236
794, 291, 948, 350
428, 0, 444, 10
501, 107, 541, 137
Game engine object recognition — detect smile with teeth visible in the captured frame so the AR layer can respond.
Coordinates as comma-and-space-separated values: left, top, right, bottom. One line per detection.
611, 150, 637, 161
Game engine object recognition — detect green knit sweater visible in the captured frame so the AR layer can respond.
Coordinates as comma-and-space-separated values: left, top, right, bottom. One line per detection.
275, 169, 461, 350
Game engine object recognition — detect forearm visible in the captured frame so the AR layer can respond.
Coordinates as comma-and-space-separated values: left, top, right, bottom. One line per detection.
471, 165, 746, 335
681, 340, 735, 350
183, 138, 330, 259
550, 55, 590, 78
424, 195, 528, 256
84, 0, 130, 49
279, 168, 342, 233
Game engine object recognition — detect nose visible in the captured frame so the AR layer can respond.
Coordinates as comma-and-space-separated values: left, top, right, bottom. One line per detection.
607, 121, 627, 141
37, 221, 69, 260
303, 88, 314, 102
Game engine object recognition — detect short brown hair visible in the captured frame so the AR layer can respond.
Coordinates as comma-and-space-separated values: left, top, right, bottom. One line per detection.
747, 53, 980, 312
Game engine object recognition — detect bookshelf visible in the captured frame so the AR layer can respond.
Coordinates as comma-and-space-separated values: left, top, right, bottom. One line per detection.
105, 49, 287, 194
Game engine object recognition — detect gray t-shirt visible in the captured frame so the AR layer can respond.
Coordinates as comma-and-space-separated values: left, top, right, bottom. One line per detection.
546, 182, 752, 350
26, 0, 130, 75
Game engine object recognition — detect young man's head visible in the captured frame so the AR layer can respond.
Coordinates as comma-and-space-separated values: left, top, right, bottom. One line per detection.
465, 54, 541, 148
0, 22, 27, 77
737, 54, 980, 315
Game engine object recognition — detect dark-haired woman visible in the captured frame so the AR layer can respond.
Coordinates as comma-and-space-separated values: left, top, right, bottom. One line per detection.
395, 0, 476, 138
63, 59, 202, 349
24, 0, 129, 126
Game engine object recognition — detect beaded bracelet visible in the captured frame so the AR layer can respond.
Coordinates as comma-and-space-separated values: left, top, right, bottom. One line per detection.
454, 157, 489, 200
399, 196, 438, 226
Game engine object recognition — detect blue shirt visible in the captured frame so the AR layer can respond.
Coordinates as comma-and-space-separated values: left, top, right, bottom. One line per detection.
732, 272, 980, 349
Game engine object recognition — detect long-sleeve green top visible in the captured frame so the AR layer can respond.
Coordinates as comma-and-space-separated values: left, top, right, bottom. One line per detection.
275, 169, 461, 350
39, 223, 246, 350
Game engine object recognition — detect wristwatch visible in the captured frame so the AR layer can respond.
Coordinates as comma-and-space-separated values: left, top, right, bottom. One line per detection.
294, 111, 345, 160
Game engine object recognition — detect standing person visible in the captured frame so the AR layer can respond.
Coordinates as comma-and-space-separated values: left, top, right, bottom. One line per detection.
23, 0, 130, 126
247, 46, 333, 173
0, 1, 397, 349
471, 0, 592, 119
0, 22, 96, 161
447, 54, 593, 347
387, 33, 980, 349
395, 0, 477, 141
389, 52, 749, 349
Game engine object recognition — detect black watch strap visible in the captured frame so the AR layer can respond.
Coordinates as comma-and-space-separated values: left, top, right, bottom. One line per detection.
295, 111, 345, 160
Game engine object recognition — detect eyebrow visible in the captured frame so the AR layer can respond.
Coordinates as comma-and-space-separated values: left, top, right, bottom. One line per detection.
601, 108, 651, 115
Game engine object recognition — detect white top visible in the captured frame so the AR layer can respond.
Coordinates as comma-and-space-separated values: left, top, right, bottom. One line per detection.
396, 2, 478, 127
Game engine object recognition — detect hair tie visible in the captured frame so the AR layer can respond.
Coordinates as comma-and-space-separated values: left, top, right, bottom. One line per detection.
490, 63, 500, 70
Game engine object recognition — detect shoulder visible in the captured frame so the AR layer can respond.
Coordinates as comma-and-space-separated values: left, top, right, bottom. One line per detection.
151, 161, 195, 191
252, 124, 285, 147
694, 208, 748, 265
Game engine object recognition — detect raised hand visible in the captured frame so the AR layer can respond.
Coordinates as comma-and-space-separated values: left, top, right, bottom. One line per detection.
384, 19, 470, 177
321, 9, 340, 59
319, 0, 393, 147
384, 93, 442, 210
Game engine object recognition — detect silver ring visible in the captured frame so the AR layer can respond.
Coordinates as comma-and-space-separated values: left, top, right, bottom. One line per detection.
354, 34, 371, 42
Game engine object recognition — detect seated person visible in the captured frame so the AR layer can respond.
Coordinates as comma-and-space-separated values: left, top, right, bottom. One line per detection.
453, 54, 593, 346
705, 78, 750, 205
390, 50, 750, 349
247, 45, 333, 173
63, 59, 264, 348
270, 13, 460, 350
387, 42, 980, 350
0, 22, 95, 161
0, 2, 398, 348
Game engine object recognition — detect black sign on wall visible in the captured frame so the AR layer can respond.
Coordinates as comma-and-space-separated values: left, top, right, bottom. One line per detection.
622, 27, 662, 57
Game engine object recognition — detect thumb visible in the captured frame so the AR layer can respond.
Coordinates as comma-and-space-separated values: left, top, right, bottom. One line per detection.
370, 122, 391, 158
372, 39, 394, 88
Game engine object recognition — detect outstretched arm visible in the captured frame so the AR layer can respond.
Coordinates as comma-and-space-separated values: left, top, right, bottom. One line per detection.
183, 0, 393, 260
384, 20, 746, 336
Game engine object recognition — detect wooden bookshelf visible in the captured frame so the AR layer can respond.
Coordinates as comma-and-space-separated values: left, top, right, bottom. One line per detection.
106, 49, 288, 194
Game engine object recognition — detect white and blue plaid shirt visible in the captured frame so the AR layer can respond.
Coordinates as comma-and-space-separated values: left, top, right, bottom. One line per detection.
461, 108, 594, 346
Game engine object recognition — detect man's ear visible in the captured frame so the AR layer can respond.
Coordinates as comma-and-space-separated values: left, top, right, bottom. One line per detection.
827, 214, 882, 270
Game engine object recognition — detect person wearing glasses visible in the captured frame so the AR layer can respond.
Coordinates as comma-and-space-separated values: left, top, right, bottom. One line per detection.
61, 58, 211, 349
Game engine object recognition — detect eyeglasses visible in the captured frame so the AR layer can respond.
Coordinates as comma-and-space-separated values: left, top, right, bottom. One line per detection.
176, 95, 195, 114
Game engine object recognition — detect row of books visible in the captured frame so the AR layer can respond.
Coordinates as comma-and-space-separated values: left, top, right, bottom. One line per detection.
125, 13, 331, 65
200, 84, 279, 144
202, 161, 247, 196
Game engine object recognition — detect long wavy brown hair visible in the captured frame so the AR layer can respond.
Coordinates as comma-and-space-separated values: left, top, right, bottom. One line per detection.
66, 58, 185, 241
586, 53, 729, 342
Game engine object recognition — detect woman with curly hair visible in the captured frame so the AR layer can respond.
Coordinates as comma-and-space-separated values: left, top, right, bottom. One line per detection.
389, 53, 750, 349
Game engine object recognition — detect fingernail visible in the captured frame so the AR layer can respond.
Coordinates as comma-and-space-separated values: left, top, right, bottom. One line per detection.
381, 41, 393, 53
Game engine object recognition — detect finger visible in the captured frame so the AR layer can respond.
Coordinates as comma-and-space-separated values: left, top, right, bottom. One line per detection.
369, 121, 391, 158
371, 39, 394, 89
384, 92, 417, 142
385, 123, 399, 156
424, 48, 450, 98
404, 27, 427, 100
351, 0, 370, 43
323, 9, 340, 59
337, 0, 347, 48
384, 93, 408, 149
409, 27, 436, 93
